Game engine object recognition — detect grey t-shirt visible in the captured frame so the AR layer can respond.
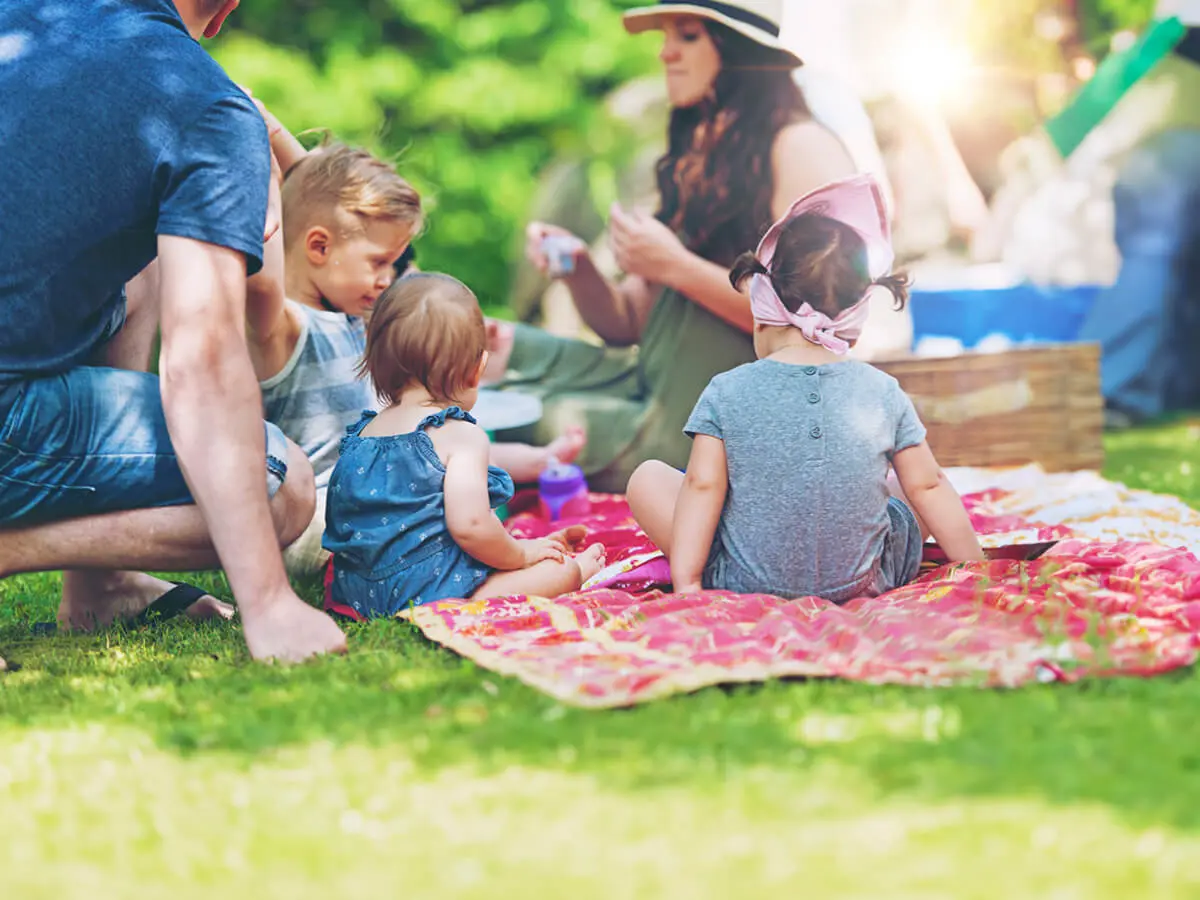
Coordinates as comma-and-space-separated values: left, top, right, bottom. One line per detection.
684, 359, 927, 600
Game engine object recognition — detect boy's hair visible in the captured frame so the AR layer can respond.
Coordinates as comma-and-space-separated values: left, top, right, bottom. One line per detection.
281, 143, 422, 249
361, 273, 486, 405
729, 214, 909, 317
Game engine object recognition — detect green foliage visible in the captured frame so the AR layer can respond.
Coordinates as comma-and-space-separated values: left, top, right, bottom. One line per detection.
963, 0, 1162, 80
214, 1, 658, 309
210, 2, 1170, 309
1077, 0, 1159, 54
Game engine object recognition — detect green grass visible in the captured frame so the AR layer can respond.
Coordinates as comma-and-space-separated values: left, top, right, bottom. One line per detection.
2, 419, 1200, 898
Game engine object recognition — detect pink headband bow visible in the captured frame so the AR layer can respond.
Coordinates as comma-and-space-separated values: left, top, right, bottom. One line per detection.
748, 174, 894, 354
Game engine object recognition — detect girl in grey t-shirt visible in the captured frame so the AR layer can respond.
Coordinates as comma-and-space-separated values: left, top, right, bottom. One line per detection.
627, 176, 984, 603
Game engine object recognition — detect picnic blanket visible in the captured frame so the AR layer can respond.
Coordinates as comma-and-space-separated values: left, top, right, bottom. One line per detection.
403, 467, 1200, 707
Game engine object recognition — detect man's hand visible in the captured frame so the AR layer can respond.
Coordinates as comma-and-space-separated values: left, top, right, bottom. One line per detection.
242, 588, 348, 663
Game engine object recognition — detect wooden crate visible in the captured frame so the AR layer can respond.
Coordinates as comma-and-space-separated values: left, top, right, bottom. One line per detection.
873, 343, 1104, 471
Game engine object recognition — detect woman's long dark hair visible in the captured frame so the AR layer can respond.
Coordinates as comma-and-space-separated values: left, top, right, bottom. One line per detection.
654, 22, 810, 267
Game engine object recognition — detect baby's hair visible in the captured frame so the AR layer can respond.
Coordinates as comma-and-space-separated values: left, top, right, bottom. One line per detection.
360, 273, 486, 405
281, 142, 423, 250
729, 213, 909, 317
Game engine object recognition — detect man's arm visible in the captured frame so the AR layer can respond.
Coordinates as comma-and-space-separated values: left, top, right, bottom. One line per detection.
156, 234, 345, 660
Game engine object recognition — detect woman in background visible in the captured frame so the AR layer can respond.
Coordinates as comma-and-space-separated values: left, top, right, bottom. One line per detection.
486, 0, 856, 492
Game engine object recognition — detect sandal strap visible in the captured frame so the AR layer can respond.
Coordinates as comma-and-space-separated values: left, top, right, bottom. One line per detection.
130, 582, 210, 627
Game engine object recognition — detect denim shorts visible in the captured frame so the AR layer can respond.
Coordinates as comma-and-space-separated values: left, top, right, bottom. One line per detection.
0, 366, 290, 526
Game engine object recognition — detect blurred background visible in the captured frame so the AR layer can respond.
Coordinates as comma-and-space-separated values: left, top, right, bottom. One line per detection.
216, 0, 1157, 312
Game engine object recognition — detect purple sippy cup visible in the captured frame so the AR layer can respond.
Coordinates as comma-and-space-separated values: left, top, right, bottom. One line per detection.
537, 461, 591, 522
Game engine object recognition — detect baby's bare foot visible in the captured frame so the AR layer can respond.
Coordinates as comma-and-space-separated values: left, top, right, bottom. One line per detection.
575, 543, 607, 584
545, 426, 587, 467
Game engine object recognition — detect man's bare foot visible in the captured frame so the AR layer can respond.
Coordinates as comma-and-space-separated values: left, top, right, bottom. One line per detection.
575, 543, 607, 584
482, 319, 515, 385
58, 570, 234, 632
241, 591, 347, 663
545, 426, 587, 467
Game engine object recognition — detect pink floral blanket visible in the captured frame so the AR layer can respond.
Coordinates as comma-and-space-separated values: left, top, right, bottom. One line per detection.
401, 468, 1200, 707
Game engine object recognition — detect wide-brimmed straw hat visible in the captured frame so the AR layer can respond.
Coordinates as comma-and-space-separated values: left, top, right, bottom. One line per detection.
622, 0, 803, 69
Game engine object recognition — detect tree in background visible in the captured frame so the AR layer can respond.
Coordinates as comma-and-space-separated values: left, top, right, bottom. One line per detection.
214, 0, 1156, 315
1072, 0, 1158, 52
216, 0, 656, 310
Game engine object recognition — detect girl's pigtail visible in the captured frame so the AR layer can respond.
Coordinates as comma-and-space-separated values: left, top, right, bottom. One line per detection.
872, 271, 911, 311
729, 251, 768, 291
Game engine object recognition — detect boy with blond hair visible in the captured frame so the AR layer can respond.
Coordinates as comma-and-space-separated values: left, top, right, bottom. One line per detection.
247, 115, 583, 578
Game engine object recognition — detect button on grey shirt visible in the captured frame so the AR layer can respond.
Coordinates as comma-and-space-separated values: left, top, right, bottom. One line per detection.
684, 359, 927, 599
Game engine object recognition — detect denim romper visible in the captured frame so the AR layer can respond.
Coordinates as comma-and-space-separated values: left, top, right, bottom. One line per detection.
323, 407, 515, 618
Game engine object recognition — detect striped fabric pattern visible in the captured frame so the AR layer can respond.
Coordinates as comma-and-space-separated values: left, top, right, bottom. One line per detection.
260, 301, 379, 487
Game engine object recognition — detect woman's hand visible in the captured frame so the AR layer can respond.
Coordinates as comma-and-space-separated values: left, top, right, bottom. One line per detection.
523, 221, 648, 347
608, 203, 687, 283
525, 222, 588, 278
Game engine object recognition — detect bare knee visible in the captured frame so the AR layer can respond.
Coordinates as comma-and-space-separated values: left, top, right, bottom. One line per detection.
627, 460, 674, 506
626, 459, 682, 555
627, 459, 680, 519
270, 439, 316, 546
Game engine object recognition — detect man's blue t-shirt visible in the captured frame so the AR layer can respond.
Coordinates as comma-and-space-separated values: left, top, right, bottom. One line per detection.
0, 0, 270, 380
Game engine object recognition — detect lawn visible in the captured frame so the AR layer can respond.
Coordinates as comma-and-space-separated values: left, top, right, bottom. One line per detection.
2, 420, 1199, 899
